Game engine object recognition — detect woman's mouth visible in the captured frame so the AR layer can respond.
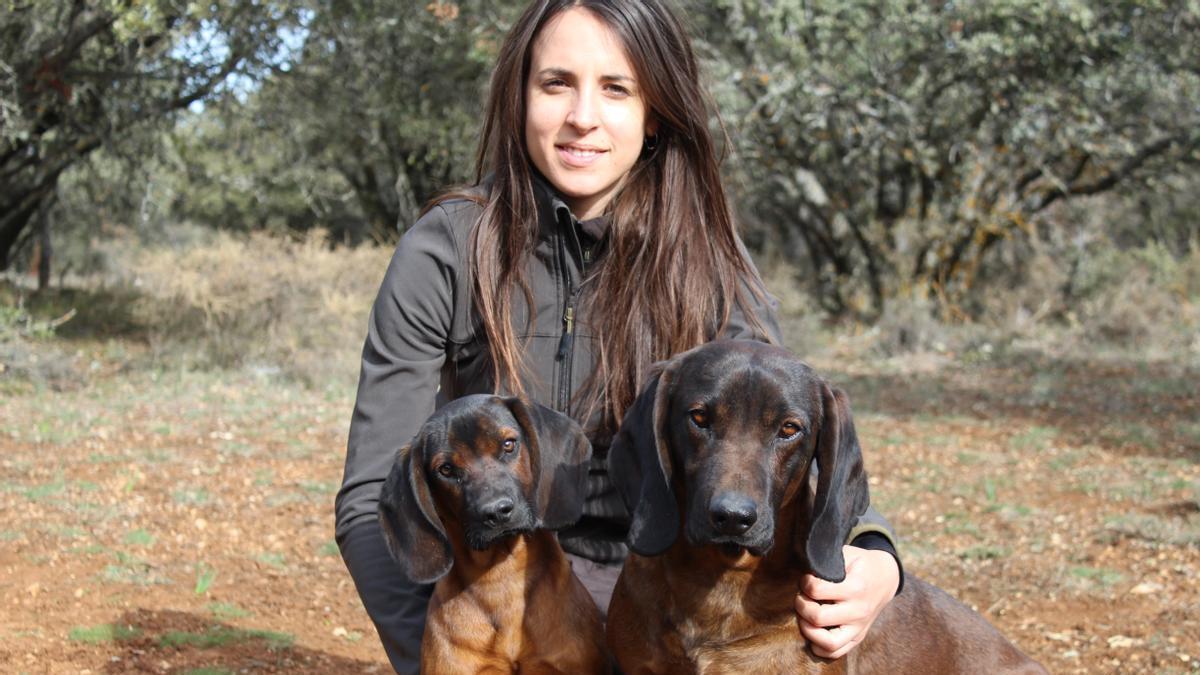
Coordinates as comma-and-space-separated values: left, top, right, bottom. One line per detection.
557, 144, 606, 167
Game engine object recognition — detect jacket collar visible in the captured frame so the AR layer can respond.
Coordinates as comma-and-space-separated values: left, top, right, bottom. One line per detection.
530, 170, 571, 235
530, 170, 609, 247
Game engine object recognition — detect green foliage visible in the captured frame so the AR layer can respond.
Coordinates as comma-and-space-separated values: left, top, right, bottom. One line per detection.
158, 625, 294, 650
5, 0, 1198, 330
255, 552, 286, 569
697, 0, 1200, 318
121, 526, 156, 547
0, 0, 309, 267
162, 1, 525, 241
194, 562, 217, 595
103, 550, 172, 585
208, 601, 251, 620
1068, 565, 1124, 587
0, 301, 65, 341
68, 623, 141, 644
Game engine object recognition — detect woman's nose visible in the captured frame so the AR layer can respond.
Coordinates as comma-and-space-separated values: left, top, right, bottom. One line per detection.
565, 90, 598, 130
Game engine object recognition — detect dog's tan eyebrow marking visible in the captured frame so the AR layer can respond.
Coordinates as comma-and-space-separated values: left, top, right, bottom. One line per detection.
493, 426, 521, 448
464, 415, 516, 440
447, 438, 477, 459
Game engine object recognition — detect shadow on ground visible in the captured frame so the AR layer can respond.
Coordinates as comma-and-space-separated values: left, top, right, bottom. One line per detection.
90, 608, 383, 674
2, 280, 151, 341
822, 350, 1199, 462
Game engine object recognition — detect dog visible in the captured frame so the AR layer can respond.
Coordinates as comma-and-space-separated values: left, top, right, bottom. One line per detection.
378, 394, 608, 674
605, 340, 1047, 674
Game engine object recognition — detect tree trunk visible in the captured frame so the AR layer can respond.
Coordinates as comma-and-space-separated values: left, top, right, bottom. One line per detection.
0, 197, 39, 272
36, 196, 53, 291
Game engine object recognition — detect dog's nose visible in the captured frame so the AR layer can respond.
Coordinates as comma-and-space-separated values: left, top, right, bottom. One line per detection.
480, 497, 515, 527
709, 493, 757, 536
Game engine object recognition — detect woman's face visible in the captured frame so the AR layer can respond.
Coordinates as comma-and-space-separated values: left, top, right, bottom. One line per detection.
525, 7, 655, 221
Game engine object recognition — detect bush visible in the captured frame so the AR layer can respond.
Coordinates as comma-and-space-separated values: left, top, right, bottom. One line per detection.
1065, 241, 1200, 358
127, 229, 390, 384
767, 229, 1200, 365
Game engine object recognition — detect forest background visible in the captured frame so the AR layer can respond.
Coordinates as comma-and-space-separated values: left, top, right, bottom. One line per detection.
1, 1, 1198, 673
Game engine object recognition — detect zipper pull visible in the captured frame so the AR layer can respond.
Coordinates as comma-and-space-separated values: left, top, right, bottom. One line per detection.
582, 246, 592, 265
557, 306, 575, 360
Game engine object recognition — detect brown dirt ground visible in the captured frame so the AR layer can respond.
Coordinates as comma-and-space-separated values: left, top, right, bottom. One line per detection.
1, 345, 1197, 674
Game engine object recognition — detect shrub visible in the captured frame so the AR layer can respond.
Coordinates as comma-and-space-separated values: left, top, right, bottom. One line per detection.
1043, 241, 1199, 361
128, 229, 390, 384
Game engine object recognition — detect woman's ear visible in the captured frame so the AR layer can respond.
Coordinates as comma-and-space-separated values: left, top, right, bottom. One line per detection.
608, 359, 680, 556
504, 397, 592, 530
378, 436, 453, 584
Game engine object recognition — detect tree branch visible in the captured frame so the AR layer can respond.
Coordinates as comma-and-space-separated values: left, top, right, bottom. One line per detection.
1032, 134, 1184, 213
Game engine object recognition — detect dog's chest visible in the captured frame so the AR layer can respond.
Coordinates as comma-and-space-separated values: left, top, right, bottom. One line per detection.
665, 567, 831, 673
428, 572, 532, 657
427, 558, 591, 669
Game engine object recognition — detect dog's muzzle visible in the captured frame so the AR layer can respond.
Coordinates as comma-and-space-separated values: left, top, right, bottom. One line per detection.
687, 491, 774, 554
465, 497, 536, 550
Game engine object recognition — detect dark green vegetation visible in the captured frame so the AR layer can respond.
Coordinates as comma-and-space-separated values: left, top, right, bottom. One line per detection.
3, 1, 1198, 321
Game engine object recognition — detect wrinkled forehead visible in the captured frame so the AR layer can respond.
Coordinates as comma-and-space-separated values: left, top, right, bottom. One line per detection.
676, 343, 822, 411
433, 396, 521, 453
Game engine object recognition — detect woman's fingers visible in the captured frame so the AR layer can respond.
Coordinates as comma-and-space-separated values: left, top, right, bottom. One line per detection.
795, 546, 900, 659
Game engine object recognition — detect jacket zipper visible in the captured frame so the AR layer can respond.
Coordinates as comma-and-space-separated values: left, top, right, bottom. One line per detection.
555, 227, 591, 413
556, 305, 575, 361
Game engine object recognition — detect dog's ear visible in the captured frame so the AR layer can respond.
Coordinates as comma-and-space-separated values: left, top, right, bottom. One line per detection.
378, 436, 453, 584
608, 362, 680, 556
797, 383, 870, 582
505, 397, 593, 530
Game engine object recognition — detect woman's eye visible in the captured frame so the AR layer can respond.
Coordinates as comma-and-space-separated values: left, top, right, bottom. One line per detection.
689, 409, 709, 428
543, 78, 568, 90
605, 83, 630, 96
779, 423, 802, 439
437, 464, 455, 478
502, 439, 517, 453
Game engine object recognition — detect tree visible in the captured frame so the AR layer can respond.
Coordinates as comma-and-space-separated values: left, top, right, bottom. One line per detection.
0, 0, 305, 270
154, 1, 524, 242
697, 0, 1200, 318
257, 0, 520, 238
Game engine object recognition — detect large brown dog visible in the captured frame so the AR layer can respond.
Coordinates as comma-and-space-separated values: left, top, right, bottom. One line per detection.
378, 394, 608, 674
606, 341, 1047, 674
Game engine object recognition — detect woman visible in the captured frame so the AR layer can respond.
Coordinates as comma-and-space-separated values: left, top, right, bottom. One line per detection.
335, 1, 901, 672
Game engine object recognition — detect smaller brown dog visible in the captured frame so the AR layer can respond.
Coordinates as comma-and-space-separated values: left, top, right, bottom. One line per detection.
606, 340, 1047, 674
379, 394, 607, 674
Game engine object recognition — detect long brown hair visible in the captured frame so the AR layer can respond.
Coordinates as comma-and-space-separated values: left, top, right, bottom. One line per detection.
454, 0, 770, 430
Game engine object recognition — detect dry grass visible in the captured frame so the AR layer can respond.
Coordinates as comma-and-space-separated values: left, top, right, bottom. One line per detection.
764, 239, 1200, 368
124, 229, 391, 385
4, 225, 1198, 394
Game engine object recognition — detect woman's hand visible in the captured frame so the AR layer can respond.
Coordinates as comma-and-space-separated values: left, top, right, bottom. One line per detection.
795, 545, 900, 659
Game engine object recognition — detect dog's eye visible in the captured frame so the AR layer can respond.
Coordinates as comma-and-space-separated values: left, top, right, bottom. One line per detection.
501, 439, 517, 454
779, 422, 803, 439
437, 464, 456, 478
689, 409, 710, 428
